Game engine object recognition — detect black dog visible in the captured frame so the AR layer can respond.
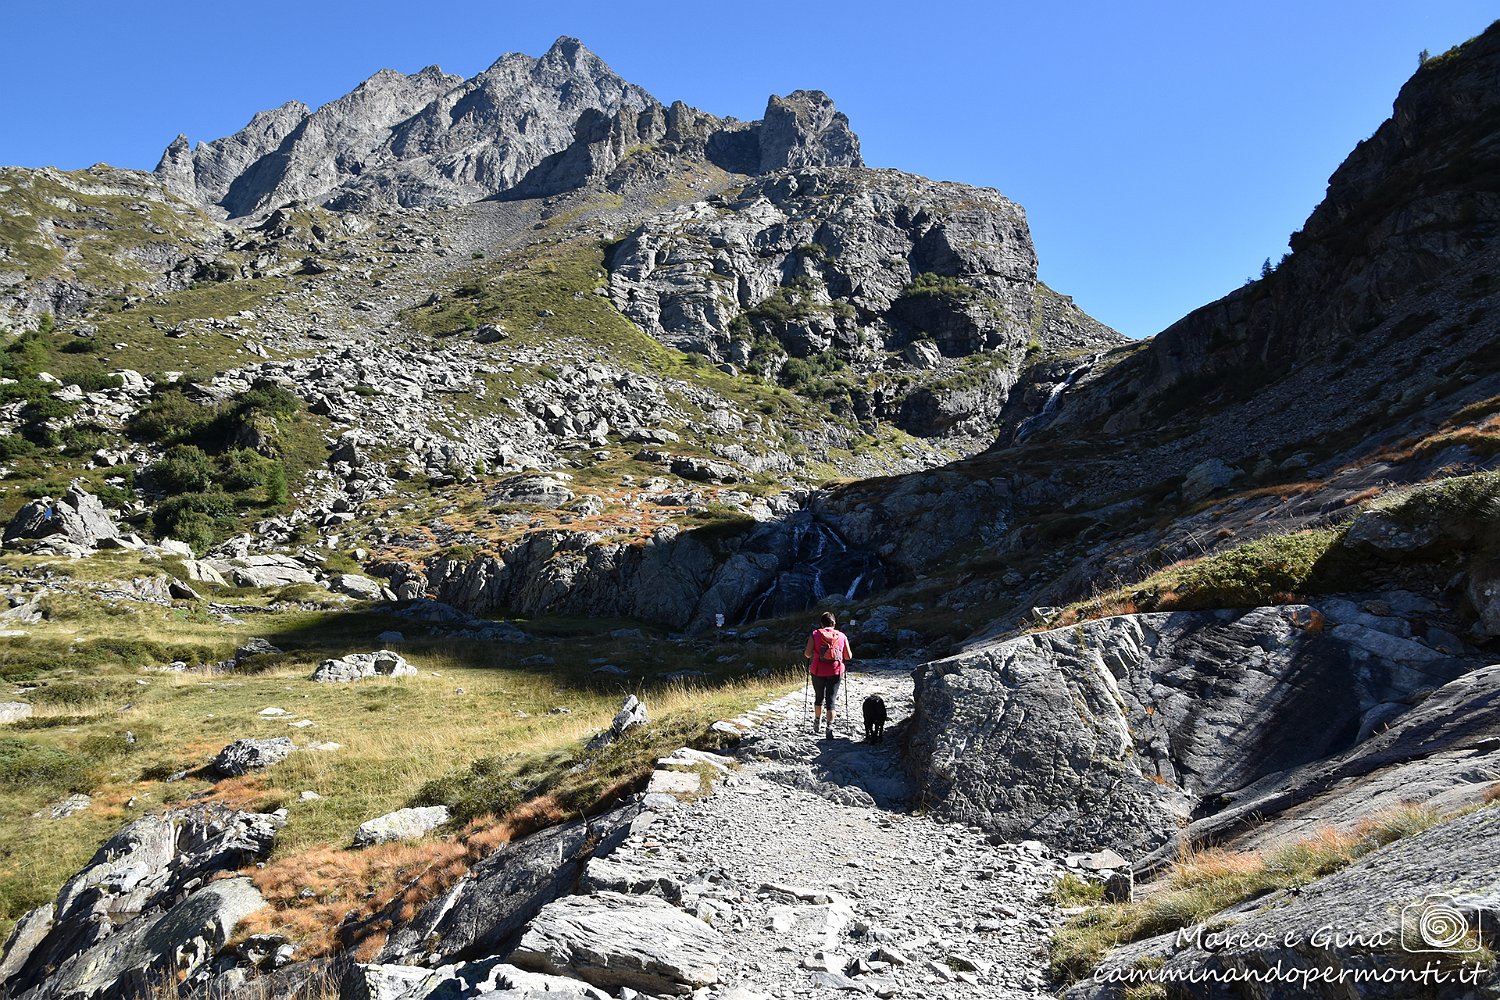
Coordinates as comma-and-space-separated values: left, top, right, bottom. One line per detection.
862, 695, 888, 742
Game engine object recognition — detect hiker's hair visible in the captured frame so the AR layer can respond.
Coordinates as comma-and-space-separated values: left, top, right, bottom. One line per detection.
820, 611, 837, 627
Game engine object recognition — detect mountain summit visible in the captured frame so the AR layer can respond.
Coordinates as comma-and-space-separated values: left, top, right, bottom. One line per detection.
154, 37, 863, 218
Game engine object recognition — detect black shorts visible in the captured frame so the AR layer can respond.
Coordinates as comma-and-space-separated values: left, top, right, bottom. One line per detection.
812, 673, 841, 708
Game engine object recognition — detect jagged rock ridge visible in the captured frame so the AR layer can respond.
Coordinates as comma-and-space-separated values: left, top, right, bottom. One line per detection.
154, 38, 863, 218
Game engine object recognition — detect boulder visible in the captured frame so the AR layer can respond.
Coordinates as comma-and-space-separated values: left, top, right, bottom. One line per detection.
353, 806, 450, 848
0, 702, 33, 725
227, 554, 317, 588
310, 649, 415, 683
180, 559, 228, 586
3, 486, 120, 550
509, 891, 724, 995
345, 960, 608, 1000
329, 573, 385, 600
33, 877, 265, 1000
585, 695, 649, 751
209, 737, 295, 777
0, 806, 282, 997
378, 805, 639, 966
1179, 457, 1241, 502
905, 604, 1478, 853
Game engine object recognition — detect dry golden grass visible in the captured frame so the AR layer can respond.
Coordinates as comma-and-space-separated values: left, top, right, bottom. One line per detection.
1050, 803, 1453, 984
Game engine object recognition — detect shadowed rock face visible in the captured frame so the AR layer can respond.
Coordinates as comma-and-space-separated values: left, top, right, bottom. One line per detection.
904, 603, 1481, 854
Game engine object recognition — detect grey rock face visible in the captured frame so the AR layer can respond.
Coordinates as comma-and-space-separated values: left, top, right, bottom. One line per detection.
156, 38, 648, 217
310, 649, 415, 683
0, 807, 282, 998
426, 510, 884, 630
905, 604, 1478, 853
1144, 661, 1500, 866
608, 167, 1041, 362
3, 486, 120, 550
0, 702, 33, 725
353, 806, 450, 848
509, 890, 724, 996
209, 737, 295, 777
377, 805, 639, 966
1068, 808, 1500, 1000
757, 90, 862, 172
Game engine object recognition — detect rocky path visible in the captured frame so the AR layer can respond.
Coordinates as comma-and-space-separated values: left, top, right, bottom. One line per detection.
603, 661, 1069, 999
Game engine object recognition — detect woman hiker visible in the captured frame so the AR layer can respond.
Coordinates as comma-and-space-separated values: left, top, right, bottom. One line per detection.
805, 611, 853, 736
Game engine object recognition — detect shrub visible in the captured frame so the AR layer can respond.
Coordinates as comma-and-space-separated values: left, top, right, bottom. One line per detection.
147, 444, 216, 494
64, 370, 122, 392
0, 738, 92, 792
59, 338, 105, 355
152, 490, 234, 552
129, 388, 216, 443
219, 448, 269, 492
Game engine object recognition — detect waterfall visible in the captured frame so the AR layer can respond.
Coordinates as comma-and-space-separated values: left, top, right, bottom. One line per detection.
1012, 357, 1095, 444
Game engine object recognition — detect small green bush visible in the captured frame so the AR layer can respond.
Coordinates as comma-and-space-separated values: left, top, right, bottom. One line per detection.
0, 738, 92, 792
64, 370, 123, 391
147, 444, 216, 494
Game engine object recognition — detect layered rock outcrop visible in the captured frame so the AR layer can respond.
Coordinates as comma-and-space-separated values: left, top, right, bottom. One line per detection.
905, 602, 1482, 854
0, 807, 283, 999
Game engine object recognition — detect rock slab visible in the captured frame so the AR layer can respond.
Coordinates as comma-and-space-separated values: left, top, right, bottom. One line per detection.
353, 806, 450, 848
509, 890, 724, 996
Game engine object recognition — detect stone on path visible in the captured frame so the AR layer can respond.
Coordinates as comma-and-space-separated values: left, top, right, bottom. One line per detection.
510, 890, 724, 996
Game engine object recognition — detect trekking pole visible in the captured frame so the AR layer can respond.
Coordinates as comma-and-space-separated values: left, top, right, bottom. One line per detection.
803, 668, 810, 724
842, 667, 850, 738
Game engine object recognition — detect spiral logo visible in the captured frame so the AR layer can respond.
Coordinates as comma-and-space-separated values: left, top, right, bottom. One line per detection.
1402, 895, 1479, 953
1419, 903, 1469, 949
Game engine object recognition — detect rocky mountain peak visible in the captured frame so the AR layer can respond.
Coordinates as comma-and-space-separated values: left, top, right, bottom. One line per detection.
759, 89, 862, 171
153, 40, 869, 218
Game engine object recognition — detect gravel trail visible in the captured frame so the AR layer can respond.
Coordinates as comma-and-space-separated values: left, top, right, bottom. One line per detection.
604, 661, 1069, 999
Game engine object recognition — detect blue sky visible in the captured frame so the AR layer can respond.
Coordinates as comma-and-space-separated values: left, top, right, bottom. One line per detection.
0, 1, 1492, 338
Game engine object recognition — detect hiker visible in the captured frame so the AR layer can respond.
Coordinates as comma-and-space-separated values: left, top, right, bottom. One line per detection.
805, 611, 852, 736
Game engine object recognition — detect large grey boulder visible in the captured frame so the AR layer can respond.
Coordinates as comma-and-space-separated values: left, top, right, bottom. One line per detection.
209, 737, 295, 777
353, 806, 450, 848
227, 554, 317, 589
0, 702, 33, 725
905, 604, 1478, 854
1142, 661, 1500, 865
0, 807, 282, 998
3, 486, 120, 550
27, 877, 265, 1000
310, 649, 415, 683
1068, 808, 1500, 1000
328, 573, 386, 600
509, 891, 724, 996
378, 805, 639, 966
